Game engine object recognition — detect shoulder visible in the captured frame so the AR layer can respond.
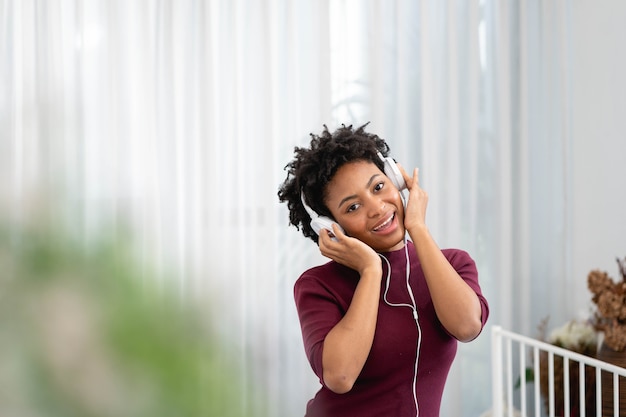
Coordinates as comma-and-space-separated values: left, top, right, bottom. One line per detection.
441, 248, 475, 264
293, 261, 360, 321
294, 261, 360, 300
297, 260, 342, 282
440, 248, 479, 280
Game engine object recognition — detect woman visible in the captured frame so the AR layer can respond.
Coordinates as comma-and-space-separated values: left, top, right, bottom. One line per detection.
277, 123, 489, 416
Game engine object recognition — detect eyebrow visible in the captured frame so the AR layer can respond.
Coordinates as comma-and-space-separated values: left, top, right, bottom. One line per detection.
337, 174, 381, 209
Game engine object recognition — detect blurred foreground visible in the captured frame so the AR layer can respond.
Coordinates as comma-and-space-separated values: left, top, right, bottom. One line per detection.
0, 220, 263, 417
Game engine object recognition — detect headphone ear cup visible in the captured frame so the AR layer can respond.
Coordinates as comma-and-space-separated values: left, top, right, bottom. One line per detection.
301, 191, 344, 240
378, 153, 407, 191
310, 216, 344, 239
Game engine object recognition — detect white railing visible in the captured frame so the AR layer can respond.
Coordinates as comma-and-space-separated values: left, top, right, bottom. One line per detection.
491, 325, 626, 417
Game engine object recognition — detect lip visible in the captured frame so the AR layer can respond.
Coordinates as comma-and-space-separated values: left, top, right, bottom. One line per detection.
372, 212, 397, 234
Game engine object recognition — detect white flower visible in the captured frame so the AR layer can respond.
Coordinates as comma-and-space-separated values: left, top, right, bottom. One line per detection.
548, 320, 597, 350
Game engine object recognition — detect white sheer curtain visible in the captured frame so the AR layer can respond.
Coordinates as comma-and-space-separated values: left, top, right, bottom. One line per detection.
1, 1, 572, 416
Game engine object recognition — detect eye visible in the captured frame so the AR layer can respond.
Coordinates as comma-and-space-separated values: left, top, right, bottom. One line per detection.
373, 181, 384, 192
346, 203, 360, 213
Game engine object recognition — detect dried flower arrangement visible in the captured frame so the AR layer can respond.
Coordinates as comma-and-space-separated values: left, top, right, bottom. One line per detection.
587, 256, 626, 351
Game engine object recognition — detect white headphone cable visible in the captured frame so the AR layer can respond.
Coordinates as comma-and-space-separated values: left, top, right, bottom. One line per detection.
379, 242, 421, 417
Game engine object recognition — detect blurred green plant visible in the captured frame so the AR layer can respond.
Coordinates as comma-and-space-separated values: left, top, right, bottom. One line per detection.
0, 221, 263, 417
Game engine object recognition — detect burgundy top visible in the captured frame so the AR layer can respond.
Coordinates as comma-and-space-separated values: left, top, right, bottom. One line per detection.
294, 242, 489, 417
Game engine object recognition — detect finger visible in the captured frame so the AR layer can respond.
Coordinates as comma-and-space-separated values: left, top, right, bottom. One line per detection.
318, 225, 342, 250
330, 223, 345, 240
317, 228, 332, 247
396, 163, 413, 187
317, 230, 336, 259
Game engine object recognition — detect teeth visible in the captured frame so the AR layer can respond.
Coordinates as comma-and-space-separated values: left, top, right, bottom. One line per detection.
374, 214, 393, 231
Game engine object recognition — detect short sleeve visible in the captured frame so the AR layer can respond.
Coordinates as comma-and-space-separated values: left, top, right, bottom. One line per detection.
293, 268, 353, 381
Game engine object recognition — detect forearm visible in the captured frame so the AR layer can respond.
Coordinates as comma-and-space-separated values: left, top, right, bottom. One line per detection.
321, 266, 381, 393
408, 224, 482, 342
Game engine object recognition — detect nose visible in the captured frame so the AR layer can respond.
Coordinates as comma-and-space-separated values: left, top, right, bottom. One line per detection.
367, 197, 386, 218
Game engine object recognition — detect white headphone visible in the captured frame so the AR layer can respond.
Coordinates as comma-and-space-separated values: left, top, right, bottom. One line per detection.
377, 151, 407, 192
300, 193, 345, 238
300, 152, 407, 238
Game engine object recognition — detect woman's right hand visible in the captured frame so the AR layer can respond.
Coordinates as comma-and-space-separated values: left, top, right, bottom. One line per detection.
318, 223, 382, 276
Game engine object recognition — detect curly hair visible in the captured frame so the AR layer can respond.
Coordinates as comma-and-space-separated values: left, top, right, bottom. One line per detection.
277, 123, 391, 243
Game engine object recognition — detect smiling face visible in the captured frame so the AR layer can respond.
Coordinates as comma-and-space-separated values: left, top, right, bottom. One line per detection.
324, 160, 406, 252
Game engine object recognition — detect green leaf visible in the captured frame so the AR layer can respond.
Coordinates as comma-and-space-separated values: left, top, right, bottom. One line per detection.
514, 367, 535, 389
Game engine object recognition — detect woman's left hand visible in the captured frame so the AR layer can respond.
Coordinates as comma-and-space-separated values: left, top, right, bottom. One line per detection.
398, 164, 428, 233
